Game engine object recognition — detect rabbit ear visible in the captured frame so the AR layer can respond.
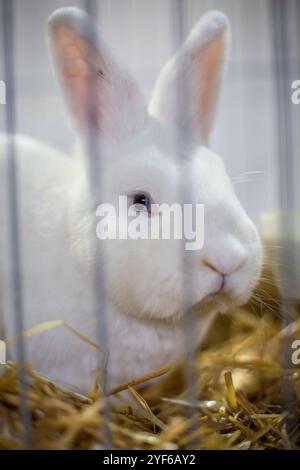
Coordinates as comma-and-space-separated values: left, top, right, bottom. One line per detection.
48, 8, 147, 142
149, 11, 230, 144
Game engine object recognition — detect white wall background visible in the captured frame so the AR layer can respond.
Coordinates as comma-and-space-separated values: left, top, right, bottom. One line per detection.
0, 0, 299, 223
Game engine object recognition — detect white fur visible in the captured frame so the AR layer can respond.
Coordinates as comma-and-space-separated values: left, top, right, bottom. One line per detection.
0, 9, 262, 393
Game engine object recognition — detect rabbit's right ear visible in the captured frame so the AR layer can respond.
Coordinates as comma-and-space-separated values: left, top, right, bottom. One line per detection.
149, 11, 230, 145
48, 8, 147, 142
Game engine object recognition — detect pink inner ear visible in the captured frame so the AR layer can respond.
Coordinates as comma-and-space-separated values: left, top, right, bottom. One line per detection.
50, 21, 146, 141
54, 25, 106, 79
194, 32, 225, 141
51, 24, 110, 132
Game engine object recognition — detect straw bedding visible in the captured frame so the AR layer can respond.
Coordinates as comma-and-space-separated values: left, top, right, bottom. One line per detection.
0, 267, 299, 450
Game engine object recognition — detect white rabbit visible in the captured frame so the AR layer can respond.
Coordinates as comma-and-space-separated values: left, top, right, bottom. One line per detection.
0, 8, 263, 393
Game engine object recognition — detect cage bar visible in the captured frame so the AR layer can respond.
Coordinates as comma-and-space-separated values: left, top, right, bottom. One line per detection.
171, 0, 201, 448
81, 0, 112, 448
1, 0, 32, 448
271, 0, 299, 447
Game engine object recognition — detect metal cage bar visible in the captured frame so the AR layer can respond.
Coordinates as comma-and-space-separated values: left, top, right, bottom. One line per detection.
171, 0, 200, 448
271, 0, 299, 447
81, 0, 112, 449
1, 0, 32, 448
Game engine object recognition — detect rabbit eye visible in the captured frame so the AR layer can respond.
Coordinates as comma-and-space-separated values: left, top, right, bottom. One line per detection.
133, 193, 152, 214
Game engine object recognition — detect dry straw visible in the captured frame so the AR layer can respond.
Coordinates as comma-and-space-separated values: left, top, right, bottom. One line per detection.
0, 268, 299, 450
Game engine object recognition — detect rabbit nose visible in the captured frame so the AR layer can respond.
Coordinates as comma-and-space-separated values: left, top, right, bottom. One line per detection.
203, 238, 246, 276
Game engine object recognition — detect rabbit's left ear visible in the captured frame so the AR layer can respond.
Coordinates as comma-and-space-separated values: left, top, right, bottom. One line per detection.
48, 8, 147, 142
149, 11, 230, 145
